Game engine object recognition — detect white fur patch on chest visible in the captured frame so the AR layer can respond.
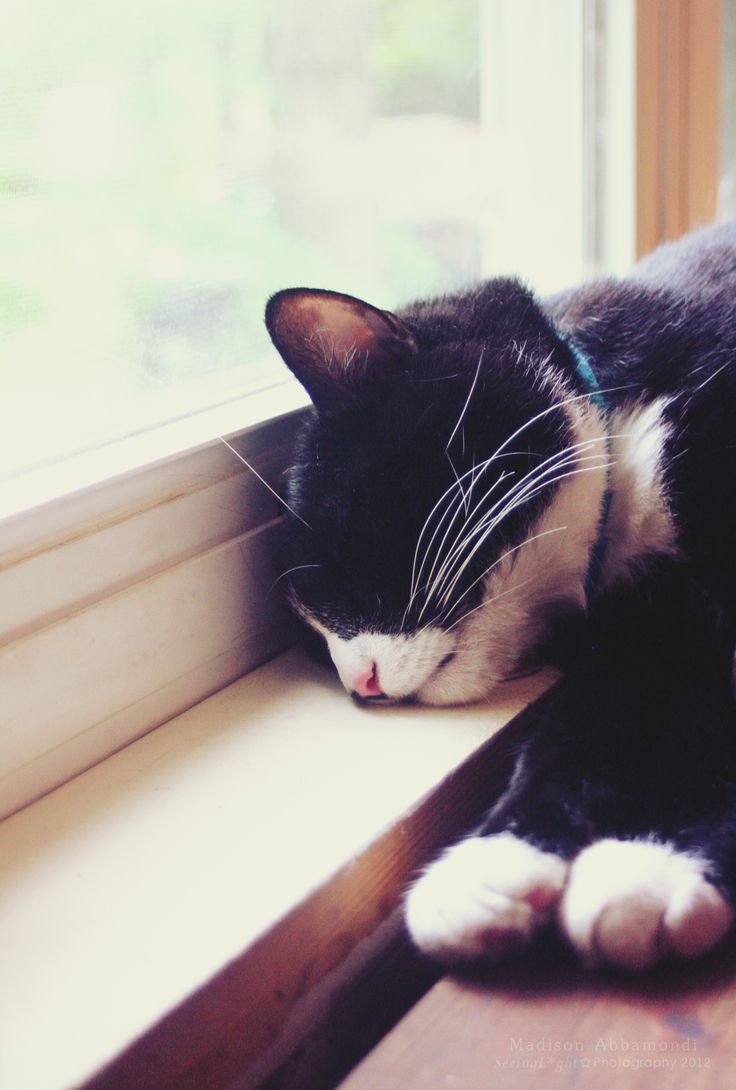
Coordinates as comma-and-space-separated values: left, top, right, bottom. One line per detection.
601, 398, 678, 585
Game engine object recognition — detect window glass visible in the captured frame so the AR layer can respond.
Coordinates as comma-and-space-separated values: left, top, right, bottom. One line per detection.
2, 0, 608, 481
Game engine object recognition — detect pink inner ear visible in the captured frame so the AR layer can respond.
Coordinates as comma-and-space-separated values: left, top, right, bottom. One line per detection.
298, 299, 380, 366
322, 312, 376, 360
267, 287, 416, 403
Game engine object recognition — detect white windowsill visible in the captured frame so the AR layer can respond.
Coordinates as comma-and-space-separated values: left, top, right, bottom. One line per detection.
0, 645, 554, 1090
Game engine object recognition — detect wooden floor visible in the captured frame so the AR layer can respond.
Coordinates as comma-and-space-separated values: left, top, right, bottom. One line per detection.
337, 932, 736, 1090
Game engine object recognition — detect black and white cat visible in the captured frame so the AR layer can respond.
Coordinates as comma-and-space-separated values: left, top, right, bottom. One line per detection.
265, 221, 736, 971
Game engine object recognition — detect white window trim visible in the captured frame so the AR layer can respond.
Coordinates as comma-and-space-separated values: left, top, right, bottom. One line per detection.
0, 370, 309, 818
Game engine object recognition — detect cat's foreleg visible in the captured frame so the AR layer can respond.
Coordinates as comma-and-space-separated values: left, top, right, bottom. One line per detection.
406, 566, 736, 967
556, 573, 736, 969
405, 687, 595, 964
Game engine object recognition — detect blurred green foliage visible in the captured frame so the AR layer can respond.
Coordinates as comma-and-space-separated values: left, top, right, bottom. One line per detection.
1, 0, 479, 470
375, 0, 479, 118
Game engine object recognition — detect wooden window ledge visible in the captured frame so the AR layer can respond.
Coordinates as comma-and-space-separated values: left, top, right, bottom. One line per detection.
337, 928, 736, 1090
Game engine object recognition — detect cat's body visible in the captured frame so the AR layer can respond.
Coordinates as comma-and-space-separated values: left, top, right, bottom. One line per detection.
266, 221, 736, 969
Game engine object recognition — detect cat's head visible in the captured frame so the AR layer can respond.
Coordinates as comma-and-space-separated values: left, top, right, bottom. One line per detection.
265, 282, 606, 705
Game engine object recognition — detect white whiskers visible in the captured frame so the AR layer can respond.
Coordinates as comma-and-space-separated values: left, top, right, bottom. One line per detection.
441, 525, 568, 629
427, 453, 609, 618
420, 440, 606, 614
446, 350, 484, 452
270, 563, 322, 592
404, 389, 611, 626
401, 384, 631, 632
219, 436, 312, 530
410, 441, 609, 627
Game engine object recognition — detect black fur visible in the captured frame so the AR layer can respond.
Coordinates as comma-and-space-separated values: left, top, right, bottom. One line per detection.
266, 222, 736, 955
267, 280, 578, 636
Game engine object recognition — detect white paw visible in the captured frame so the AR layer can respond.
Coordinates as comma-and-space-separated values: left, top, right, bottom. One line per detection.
560, 838, 735, 970
405, 834, 569, 964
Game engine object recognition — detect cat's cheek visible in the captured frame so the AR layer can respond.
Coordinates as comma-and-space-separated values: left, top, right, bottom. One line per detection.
413, 640, 505, 705
414, 666, 500, 706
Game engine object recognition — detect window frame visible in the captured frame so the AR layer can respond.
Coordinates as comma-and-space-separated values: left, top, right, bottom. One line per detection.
1, 0, 724, 819
635, 0, 722, 256
0, 371, 309, 818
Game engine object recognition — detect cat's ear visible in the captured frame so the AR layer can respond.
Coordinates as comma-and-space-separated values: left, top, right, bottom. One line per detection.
265, 288, 417, 408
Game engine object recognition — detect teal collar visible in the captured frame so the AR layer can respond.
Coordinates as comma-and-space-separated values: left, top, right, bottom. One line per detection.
566, 341, 613, 602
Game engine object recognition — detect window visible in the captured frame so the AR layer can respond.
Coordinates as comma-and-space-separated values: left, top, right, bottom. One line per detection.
1, 0, 718, 820
0, 5, 729, 1089
3, 0, 633, 487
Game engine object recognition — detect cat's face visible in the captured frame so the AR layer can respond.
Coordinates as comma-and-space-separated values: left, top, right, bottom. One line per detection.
266, 284, 606, 705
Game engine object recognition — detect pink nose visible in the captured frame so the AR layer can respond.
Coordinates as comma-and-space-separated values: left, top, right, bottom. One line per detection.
353, 662, 383, 698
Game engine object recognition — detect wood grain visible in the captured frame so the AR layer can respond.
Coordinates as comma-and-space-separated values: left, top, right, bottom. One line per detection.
636, 0, 722, 258
339, 933, 736, 1090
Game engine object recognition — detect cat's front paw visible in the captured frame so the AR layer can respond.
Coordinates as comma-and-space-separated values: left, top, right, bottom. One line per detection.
560, 838, 734, 970
405, 834, 569, 964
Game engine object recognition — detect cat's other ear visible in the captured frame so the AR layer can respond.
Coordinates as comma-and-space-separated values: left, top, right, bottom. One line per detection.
265, 288, 417, 408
